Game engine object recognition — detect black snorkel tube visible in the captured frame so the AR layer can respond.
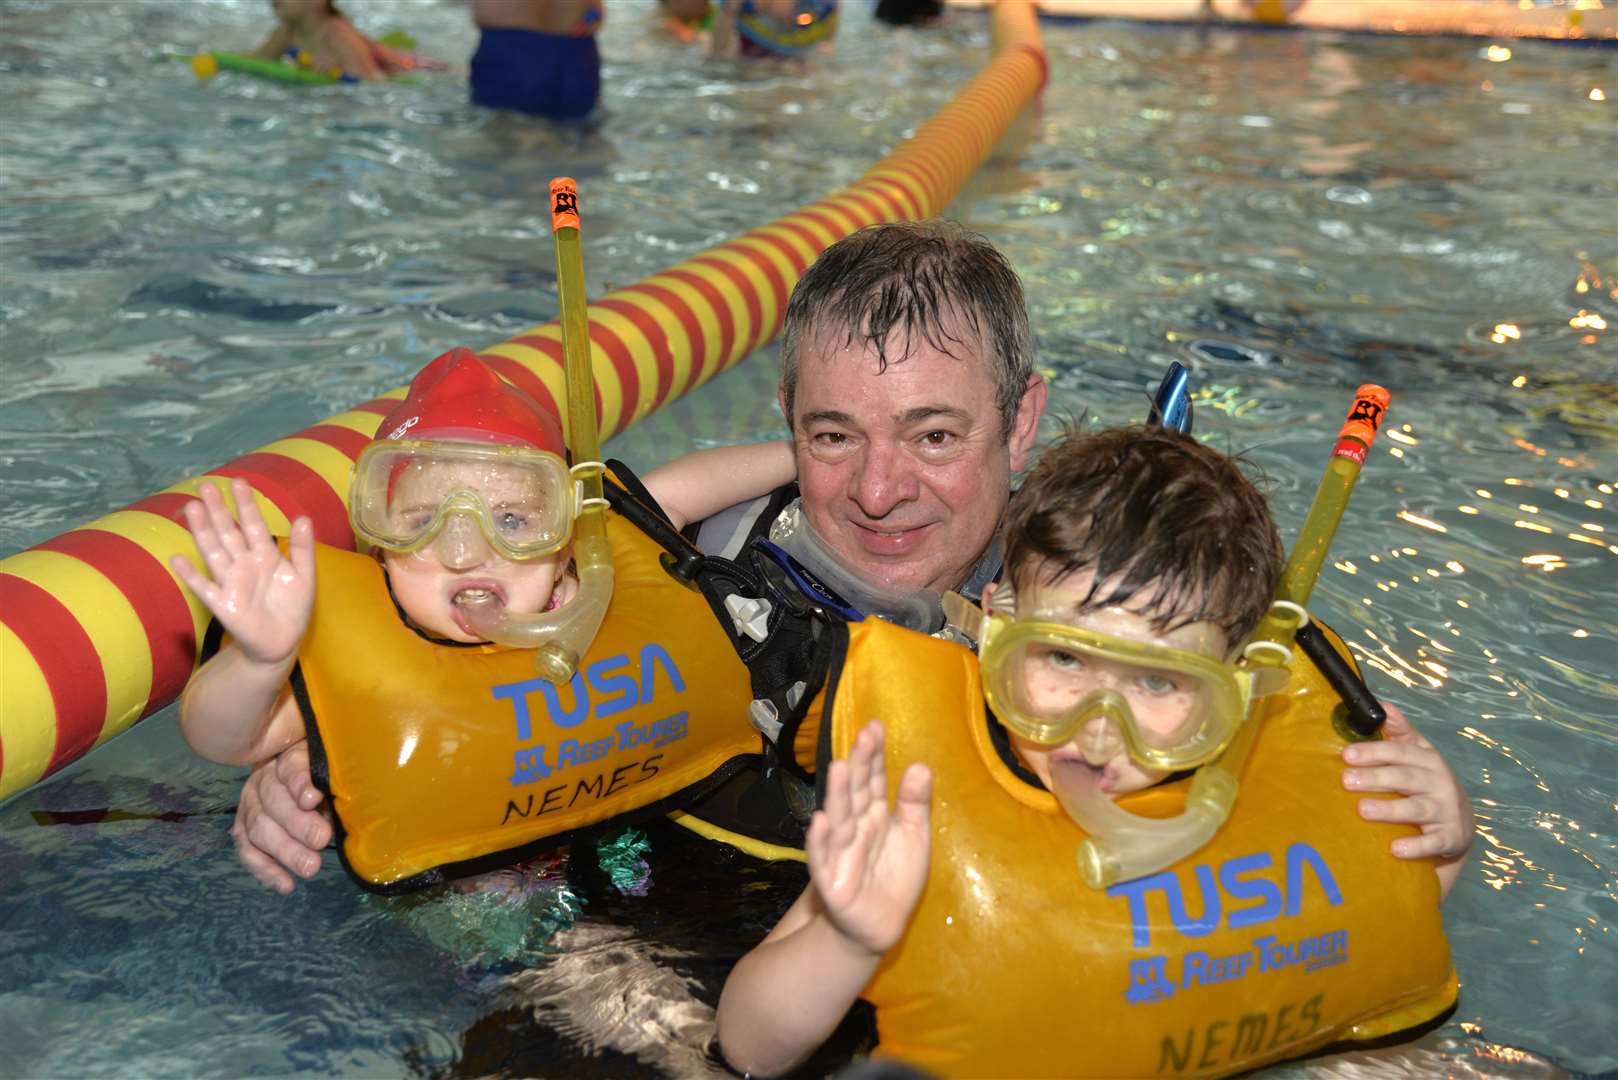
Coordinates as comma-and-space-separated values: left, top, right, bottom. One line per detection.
1247, 384, 1392, 740
1295, 620, 1386, 738
1148, 361, 1194, 433
600, 470, 705, 586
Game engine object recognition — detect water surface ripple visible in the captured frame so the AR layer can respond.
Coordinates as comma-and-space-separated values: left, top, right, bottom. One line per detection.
1, 1, 1613, 1076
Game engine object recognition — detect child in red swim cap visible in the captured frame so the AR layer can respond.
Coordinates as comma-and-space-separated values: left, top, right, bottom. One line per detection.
351, 346, 582, 638
171, 347, 792, 775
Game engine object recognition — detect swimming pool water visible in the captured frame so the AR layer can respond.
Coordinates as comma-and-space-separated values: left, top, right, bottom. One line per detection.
1, 1, 1613, 1076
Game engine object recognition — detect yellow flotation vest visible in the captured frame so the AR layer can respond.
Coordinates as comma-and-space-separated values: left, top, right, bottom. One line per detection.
822, 618, 1457, 1079
296, 513, 757, 891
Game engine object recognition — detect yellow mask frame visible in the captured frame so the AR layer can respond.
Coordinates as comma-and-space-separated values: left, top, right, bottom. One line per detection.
978, 614, 1265, 772
349, 439, 579, 562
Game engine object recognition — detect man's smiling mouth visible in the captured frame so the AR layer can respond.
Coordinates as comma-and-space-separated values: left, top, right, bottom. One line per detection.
850, 521, 934, 553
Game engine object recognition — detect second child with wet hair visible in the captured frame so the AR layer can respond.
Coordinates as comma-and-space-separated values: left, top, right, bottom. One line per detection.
714, 424, 1475, 1077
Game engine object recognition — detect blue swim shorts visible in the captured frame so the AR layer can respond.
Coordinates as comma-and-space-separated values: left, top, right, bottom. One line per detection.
470, 27, 600, 121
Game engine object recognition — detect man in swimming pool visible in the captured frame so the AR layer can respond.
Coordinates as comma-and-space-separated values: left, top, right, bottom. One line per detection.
230, 219, 1045, 891
469, 0, 603, 120
226, 221, 1473, 896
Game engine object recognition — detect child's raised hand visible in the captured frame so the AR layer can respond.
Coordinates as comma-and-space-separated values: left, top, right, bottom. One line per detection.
1342, 703, 1474, 896
169, 477, 316, 668
806, 719, 933, 957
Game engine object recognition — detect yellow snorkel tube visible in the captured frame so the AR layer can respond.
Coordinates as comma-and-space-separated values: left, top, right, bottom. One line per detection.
459, 178, 615, 682
1250, 384, 1392, 650
1068, 385, 1392, 887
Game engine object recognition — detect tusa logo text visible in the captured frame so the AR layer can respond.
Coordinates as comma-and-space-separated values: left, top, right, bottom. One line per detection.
1110, 843, 1347, 1006
490, 644, 689, 787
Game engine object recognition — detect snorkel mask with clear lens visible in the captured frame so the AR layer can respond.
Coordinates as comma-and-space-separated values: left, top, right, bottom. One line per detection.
978, 582, 1295, 888
978, 616, 1257, 774
350, 439, 579, 562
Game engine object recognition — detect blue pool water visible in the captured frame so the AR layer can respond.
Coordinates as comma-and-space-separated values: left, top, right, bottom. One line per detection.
1, 1, 1614, 1076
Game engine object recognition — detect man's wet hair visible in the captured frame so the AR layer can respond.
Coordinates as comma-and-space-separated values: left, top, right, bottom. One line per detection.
1002, 425, 1284, 648
780, 220, 1035, 440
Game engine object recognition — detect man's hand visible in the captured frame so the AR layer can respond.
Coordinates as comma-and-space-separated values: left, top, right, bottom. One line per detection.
232, 741, 332, 894
1343, 703, 1474, 898
806, 720, 933, 956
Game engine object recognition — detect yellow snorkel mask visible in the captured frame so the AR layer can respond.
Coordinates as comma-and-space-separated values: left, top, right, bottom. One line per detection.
979, 383, 1392, 889
979, 612, 1267, 774
351, 439, 581, 562
977, 583, 1295, 889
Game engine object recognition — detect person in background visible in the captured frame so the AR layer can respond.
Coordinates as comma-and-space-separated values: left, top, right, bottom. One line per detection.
874, 0, 941, 28
470, 0, 604, 120
657, 0, 713, 43
253, 0, 384, 80
710, 0, 838, 60
1199, 0, 1310, 24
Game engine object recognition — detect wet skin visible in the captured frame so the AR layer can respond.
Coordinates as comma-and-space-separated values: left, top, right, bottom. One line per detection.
783, 314, 1044, 596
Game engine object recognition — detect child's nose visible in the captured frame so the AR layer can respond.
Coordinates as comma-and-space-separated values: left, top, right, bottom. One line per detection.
433, 513, 493, 570
1076, 713, 1125, 765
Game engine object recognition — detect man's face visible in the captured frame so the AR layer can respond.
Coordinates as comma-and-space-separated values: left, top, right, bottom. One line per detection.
782, 314, 1044, 595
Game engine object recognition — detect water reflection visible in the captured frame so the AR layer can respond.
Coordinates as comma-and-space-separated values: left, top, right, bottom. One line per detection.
0, 1, 1615, 1076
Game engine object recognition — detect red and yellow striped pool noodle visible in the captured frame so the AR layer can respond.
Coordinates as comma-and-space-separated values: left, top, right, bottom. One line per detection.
0, 1, 1045, 801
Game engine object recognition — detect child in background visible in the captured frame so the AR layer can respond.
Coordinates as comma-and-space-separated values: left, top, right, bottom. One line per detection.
710, 0, 837, 60
469, 0, 604, 120
657, 0, 713, 44
251, 0, 444, 82
715, 424, 1474, 1077
253, 0, 385, 81
172, 347, 792, 771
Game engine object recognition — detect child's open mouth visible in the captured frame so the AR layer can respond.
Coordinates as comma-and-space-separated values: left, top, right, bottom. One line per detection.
451, 583, 506, 635
453, 586, 501, 605
1048, 753, 1120, 794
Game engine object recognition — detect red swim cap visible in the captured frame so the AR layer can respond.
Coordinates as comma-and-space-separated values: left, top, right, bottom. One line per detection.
376, 347, 565, 454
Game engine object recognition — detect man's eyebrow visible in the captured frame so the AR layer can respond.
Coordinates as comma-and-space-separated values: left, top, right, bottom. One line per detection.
800, 409, 857, 427
799, 405, 975, 428
896, 405, 973, 427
